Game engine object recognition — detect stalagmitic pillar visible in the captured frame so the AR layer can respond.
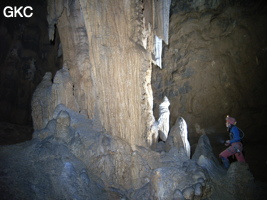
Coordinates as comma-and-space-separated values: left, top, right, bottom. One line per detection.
39, 0, 171, 147
158, 96, 170, 141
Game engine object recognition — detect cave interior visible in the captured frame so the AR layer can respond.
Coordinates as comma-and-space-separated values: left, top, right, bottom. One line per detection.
0, 0, 267, 199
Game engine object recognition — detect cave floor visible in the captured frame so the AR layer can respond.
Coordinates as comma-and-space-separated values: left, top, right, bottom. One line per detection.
0, 123, 266, 185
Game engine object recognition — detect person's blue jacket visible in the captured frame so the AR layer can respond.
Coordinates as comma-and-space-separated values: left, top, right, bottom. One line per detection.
229, 125, 241, 144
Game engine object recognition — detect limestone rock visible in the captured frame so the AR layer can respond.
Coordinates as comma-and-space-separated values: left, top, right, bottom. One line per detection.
173, 189, 186, 200
224, 162, 255, 200
3, 104, 259, 199
154, 0, 172, 44
31, 68, 78, 130
171, 0, 222, 13
2, 105, 218, 199
31, 72, 53, 130
44, 0, 173, 148
84, 133, 133, 190
0, 139, 108, 200
149, 96, 171, 148
46, 0, 65, 41
52, 67, 79, 113
34, 104, 151, 190
152, 1, 267, 152
128, 183, 151, 200
150, 160, 211, 200
2, 1, 263, 200
191, 134, 257, 200
154, 35, 163, 68
165, 117, 190, 158
192, 135, 221, 167
0, 1, 62, 125
157, 96, 171, 141
182, 186, 195, 200
55, 110, 71, 143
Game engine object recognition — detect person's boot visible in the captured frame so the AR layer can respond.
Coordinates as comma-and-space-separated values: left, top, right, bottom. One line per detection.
221, 157, 230, 169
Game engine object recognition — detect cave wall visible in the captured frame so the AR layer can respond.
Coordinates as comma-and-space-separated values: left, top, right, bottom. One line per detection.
152, 0, 267, 145
0, 0, 62, 125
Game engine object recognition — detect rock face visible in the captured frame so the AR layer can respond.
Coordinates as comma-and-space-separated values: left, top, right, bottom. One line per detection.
31, 68, 79, 130
0, 1, 62, 125
152, 0, 267, 181
152, 0, 267, 143
43, 0, 172, 147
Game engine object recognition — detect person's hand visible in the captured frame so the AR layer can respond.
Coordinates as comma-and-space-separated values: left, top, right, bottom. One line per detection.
224, 140, 230, 146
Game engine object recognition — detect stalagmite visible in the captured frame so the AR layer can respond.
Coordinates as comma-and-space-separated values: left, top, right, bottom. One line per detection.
157, 96, 170, 141
178, 117, 191, 158
165, 117, 191, 158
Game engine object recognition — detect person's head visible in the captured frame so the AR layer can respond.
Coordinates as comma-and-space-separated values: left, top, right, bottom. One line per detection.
225, 115, 237, 128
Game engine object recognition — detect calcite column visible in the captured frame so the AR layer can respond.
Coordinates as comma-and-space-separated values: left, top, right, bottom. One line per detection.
45, 0, 171, 147
75, 0, 152, 147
